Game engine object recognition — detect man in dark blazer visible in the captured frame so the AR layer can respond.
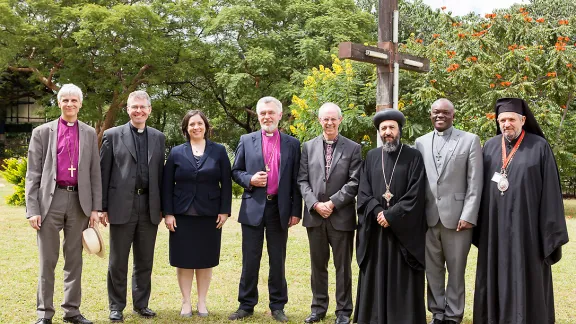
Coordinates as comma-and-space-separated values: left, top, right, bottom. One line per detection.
415, 99, 483, 324
26, 84, 101, 324
229, 96, 302, 323
99, 90, 166, 322
298, 103, 361, 324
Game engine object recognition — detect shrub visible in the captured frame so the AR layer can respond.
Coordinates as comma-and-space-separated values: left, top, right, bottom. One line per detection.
0, 158, 27, 206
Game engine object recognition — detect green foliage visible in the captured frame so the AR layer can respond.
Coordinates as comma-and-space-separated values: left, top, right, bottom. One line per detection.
0, 158, 26, 206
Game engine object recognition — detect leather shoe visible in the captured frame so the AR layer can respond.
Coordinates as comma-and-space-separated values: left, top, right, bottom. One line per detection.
305, 312, 326, 323
228, 309, 254, 320
335, 314, 350, 324
271, 309, 288, 322
444, 321, 458, 324
62, 314, 93, 324
429, 319, 443, 324
34, 319, 52, 324
109, 310, 123, 322
133, 307, 156, 318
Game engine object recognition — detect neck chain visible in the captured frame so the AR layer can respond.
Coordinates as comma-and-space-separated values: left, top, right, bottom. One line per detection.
65, 127, 77, 178
381, 144, 404, 207
497, 130, 525, 195
265, 134, 280, 172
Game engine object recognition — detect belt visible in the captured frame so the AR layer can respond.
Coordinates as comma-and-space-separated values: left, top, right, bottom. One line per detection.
135, 188, 149, 195
56, 184, 78, 192
266, 194, 277, 201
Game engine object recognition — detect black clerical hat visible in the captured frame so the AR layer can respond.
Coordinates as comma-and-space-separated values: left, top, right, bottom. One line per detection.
373, 109, 406, 129
495, 98, 545, 138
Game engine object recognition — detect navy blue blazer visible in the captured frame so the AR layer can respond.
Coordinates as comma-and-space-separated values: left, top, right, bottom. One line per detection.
232, 131, 302, 230
162, 140, 232, 217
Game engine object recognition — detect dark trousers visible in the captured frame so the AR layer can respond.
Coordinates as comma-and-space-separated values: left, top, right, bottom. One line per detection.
238, 200, 288, 311
307, 220, 354, 316
107, 194, 158, 311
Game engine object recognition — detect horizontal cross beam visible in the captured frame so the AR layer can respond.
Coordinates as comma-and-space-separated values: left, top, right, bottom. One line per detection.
338, 42, 430, 73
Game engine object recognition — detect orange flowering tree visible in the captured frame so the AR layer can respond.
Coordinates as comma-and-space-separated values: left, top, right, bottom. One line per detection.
291, 0, 576, 189
401, 1, 576, 189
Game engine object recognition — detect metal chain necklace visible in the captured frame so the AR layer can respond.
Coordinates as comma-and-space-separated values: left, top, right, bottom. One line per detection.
65, 128, 77, 177
381, 144, 404, 207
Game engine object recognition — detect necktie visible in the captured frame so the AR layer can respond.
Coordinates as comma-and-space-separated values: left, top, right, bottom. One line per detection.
325, 143, 333, 179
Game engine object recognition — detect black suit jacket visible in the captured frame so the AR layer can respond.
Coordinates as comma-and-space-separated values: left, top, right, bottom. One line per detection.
232, 131, 302, 230
100, 123, 165, 225
162, 140, 232, 217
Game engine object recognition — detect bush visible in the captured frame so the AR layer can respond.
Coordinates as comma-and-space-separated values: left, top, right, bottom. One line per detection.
0, 158, 27, 206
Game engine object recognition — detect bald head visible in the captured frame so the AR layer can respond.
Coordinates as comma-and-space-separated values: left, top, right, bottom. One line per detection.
318, 102, 342, 118
430, 98, 455, 131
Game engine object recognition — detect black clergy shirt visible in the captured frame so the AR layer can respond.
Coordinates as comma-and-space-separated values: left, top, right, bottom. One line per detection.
130, 123, 149, 189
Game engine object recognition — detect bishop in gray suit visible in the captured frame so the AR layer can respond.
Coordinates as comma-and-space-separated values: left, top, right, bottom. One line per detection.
414, 99, 483, 324
26, 84, 102, 324
99, 91, 166, 322
298, 103, 361, 324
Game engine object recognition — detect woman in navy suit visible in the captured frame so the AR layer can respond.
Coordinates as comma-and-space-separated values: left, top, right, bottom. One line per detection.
163, 110, 232, 317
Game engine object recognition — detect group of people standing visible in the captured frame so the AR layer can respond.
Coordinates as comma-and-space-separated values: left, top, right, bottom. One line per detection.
25, 83, 568, 324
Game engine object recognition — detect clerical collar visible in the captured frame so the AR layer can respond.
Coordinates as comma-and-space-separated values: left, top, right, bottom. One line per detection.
130, 123, 146, 134
505, 133, 521, 147
262, 129, 279, 137
60, 118, 77, 127
435, 126, 453, 137
323, 135, 338, 145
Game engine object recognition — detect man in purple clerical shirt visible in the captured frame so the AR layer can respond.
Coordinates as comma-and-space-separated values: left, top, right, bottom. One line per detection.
25, 84, 102, 324
229, 96, 303, 323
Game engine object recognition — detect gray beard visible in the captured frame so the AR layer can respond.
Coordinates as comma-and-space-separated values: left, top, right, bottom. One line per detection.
381, 137, 400, 153
503, 129, 522, 141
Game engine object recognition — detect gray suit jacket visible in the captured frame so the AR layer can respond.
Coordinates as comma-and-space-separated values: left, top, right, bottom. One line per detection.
298, 135, 362, 231
100, 123, 166, 225
415, 128, 483, 229
25, 119, 102, 220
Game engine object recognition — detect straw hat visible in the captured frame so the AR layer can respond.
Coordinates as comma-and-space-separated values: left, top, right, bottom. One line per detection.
82, 225, 105, 258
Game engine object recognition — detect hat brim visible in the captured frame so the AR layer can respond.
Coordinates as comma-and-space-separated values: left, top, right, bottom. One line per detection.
82, 226, 106, 258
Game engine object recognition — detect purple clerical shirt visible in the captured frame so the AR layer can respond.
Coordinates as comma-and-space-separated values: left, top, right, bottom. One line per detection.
262, 129, 281, 195
56, 118, 79, 186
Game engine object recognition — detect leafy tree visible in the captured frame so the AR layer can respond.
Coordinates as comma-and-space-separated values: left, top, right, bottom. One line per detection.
0, 157, 26, 206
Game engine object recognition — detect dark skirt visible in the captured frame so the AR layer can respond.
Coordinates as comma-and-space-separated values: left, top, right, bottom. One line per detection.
169, 215, 222, 269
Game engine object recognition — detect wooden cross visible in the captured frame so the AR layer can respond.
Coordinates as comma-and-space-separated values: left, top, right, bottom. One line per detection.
339, 0, 429, 111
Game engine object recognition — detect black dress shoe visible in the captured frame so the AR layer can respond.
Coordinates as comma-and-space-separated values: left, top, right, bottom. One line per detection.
271, 309, 288, 322
228, 309, 254, 320
109, 310, 123, 322
62, 314, 93, 324
305, 312, 326, 323
133, 307, 156, 318
444, 320, 458, 324
34, 319, 52, 324
429, 319, 443, 324
335, 314, 350, 324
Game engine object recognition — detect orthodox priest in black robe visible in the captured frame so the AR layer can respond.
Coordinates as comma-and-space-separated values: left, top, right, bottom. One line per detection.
354, 109, 427, 324
473, 98, 569, 324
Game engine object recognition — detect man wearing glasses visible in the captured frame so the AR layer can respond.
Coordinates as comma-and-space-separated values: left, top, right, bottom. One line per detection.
99, 90, 166, 322
297, 103, 362, 324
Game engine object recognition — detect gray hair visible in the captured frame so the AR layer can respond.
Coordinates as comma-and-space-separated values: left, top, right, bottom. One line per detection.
318, 102, 342, 118
57, 84, 83, 103
256, 96, 282, 114
127, 90, 151, 107
430, 98, 455, 112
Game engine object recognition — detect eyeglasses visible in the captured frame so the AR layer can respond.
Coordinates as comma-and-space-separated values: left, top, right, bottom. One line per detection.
320, 117, 340, 123
129, 105, 150, 111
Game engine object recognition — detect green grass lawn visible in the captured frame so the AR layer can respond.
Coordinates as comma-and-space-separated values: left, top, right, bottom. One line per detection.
1, 180, 575, 323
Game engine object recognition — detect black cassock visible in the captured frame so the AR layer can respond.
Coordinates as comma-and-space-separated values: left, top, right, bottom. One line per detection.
354, 144, 427, 324
473, 132, 569, 324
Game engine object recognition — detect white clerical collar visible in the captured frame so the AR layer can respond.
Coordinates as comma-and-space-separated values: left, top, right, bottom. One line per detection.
323, 134, 338, 145
435, 126, 453, 137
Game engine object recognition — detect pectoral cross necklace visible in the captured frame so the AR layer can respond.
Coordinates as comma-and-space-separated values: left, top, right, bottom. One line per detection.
66, 132, 77, 177
381, 144, 404, 207
265, 135, 280, 172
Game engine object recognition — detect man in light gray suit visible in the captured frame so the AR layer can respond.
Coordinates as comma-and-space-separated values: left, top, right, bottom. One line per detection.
26, 84, 101, 324
99, 90, 165, 322
415, 99, 483, 324
298, 103, 362, 324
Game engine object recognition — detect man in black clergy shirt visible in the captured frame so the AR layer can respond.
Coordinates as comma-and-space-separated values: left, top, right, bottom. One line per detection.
99, 90, 166, 322
473, 98, 569, 324
354, 109, 427, 324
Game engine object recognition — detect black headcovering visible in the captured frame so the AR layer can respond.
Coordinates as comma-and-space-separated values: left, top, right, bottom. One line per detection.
495, 98, 545, 138
373, 109, 406, 130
